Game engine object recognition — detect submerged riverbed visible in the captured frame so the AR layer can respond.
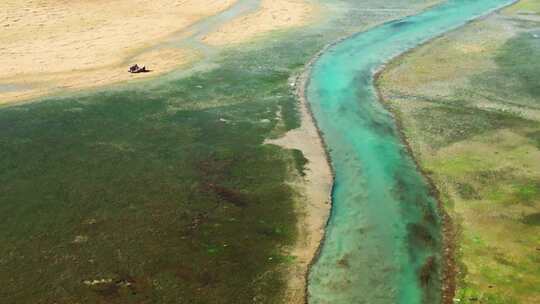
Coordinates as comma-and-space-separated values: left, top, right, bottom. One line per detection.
306, 0, 516, 303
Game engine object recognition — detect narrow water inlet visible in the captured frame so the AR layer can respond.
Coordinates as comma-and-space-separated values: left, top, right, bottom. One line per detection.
125, 0, 261, 64
306, 0, 516, 303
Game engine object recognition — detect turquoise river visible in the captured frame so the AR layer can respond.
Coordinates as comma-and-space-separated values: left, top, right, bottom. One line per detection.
306, 0, 515, 303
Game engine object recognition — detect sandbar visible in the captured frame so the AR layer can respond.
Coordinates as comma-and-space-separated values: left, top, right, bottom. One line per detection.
265, 73, 333, 303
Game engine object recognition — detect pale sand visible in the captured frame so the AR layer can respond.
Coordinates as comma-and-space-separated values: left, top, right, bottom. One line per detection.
265, 74, 333, 303
202, 0, 317, 46
1, 0, 318, 105
0, 0, 236, 104
0, 48, 201, 105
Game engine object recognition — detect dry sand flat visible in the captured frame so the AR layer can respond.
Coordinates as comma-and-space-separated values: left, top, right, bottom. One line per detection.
0, 0, 236, 105
1, 0, 319, 105
202, 0, 317, 46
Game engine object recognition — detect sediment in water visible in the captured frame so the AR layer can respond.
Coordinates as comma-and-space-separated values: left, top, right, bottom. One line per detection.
304, 1, 517, 303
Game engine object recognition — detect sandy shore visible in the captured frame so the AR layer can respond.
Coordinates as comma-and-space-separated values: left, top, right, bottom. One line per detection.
265, 72, 333, 303
202, 0, 317, 46
1, 0, 318, 105
1, 0, 238, 105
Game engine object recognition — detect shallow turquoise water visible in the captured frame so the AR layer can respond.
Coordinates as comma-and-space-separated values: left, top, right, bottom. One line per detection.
306, 1, 515, 303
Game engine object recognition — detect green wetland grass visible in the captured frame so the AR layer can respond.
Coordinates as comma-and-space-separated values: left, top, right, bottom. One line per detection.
0, 33, 328, 304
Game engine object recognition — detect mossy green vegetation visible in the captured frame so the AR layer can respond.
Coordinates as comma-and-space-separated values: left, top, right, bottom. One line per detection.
378, 3, 540, 303
0, 31, 327, 304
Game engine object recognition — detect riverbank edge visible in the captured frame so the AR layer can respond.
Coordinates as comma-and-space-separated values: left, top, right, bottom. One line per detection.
373, 2, 519, 304
267, 12, 422, 303
291, 44, 336, 304
296, 2, 455, 303
373, 71, 457, 304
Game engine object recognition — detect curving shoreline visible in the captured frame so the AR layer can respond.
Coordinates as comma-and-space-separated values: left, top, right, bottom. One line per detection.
373, 68, 457, 304
277, 5, 451, 302
294, 10, 447, 304
285, 5, 449, 304
264, 48, 334, 304
373, 1, 536, 303
301, 0, 519, 303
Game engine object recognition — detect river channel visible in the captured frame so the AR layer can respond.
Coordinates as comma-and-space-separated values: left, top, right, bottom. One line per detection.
306, 1, 515, 303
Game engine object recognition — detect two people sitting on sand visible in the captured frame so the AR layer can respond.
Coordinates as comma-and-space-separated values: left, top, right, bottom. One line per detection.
128, 64, 148, 73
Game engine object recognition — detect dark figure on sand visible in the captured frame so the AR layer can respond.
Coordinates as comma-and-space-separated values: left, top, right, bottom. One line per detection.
128, 64, 149, 73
